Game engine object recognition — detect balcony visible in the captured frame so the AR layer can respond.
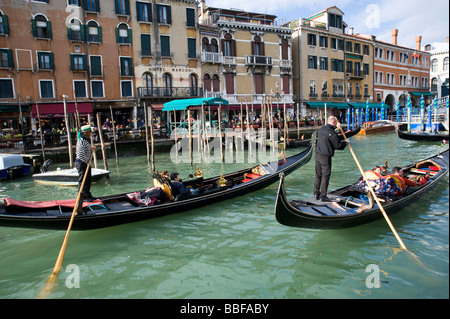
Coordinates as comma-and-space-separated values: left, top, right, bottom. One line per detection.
346, 70, 366, 80
246, 55, 273, 66
137, 87, 204, 99
201, 52, 223, 64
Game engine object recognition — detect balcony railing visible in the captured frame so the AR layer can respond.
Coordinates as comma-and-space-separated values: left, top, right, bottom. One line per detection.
346, 70, 366, 79
246, 55, 273, 67
201, 51, 223, 64
137, 87, 204, 98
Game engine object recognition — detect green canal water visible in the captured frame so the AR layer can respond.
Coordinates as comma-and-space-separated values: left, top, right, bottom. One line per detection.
0, 132, 448, 299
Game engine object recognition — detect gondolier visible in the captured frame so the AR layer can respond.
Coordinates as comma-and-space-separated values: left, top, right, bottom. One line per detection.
75, 125, 96, 202
314, 116, 348, 202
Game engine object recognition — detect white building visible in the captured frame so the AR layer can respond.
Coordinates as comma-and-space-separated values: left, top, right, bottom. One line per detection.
424, 38, 449, 100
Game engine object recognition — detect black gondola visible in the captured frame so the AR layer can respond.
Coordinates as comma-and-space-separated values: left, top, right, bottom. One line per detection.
396, 128, 449, 142
0, 145, 312, 230
274, 149, 449, 229
283, 126, 361, 148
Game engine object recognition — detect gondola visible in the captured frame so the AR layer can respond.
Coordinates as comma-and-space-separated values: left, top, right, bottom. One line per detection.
282, 126, 361, 148
396, 128, 449, 142
0, 145, 312, 230
274, 148, 449, 229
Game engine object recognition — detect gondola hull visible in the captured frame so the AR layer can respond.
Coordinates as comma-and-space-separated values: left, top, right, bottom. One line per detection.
0, 146, 312, 230
275, 149, 449, 229
397, 129, 449, 142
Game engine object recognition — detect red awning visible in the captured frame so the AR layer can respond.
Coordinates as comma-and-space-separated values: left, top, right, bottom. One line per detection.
32, 102, 93, 118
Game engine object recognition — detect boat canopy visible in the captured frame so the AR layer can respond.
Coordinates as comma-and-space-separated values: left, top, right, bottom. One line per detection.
162, 97, 229, 112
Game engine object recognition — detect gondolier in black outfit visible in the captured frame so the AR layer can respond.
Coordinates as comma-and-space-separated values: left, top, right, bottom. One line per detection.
76, 125, 96, 202
314, 116, 348, 202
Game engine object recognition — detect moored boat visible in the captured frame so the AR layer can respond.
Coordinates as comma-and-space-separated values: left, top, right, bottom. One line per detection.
0, 145, 312, 230
32, 167, 110, 186
274, 148, 449, 229
0, 154, 31, 180
358, 120, 395, 135
396, 128, 449, 142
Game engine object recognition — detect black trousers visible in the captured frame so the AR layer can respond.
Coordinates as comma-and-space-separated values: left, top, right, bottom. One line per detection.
314, 153, 332, 198
75, 160, 92, 198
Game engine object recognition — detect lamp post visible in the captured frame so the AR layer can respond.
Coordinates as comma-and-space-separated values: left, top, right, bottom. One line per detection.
269, 81, 285, 121
62, 95, 74, 168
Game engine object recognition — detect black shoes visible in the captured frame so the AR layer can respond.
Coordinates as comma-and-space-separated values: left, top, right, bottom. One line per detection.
85, 197, 97, 202
320, 196, 332, 202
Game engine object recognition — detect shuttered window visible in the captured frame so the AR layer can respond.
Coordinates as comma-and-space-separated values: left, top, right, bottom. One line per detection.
160, 35, 170, 57
141, 34, 151, 56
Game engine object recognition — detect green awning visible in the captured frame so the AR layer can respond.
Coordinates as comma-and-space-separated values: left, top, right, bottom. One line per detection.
162, 97, 229, 111
348, 102, 385, 109
346, 54, 363, 59
409, 92, 435, 97
0, 105, 31, 113
306, 102, 350, 109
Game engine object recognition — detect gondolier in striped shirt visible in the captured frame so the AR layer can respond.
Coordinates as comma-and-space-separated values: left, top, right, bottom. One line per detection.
75, 125, 96, 202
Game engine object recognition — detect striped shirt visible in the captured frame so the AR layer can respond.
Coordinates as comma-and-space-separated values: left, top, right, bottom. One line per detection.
76, 136, 92, 164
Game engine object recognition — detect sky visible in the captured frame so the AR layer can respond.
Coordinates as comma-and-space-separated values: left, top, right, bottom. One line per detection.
206, 0, 449, 49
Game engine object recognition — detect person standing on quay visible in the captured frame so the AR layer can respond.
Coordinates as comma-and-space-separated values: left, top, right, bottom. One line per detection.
314, 116, 348, 202
75, 125, 96, 202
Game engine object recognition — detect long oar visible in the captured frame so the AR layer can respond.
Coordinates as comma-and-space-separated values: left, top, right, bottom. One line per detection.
337, 126, 408, 250
39, 157, 92, 299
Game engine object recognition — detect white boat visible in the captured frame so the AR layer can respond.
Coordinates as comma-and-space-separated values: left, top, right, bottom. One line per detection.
32, 166, 110, 186
0, 154, 32, 180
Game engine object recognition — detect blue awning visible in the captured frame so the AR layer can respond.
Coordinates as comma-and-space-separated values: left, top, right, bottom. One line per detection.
162, 97, 229, 111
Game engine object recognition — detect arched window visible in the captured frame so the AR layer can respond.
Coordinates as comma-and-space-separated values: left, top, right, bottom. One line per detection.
32, 14, 52, 39
210, 38, 218, 53
162, 73, 172, 96
431, 77, 438, 92
203, 74, 211, 92
281, 39, 289, 60
142, 73, 153, 96
212, 74, 220, 92
253, 36, 262, 56
223, 33, 235, 57
116, 23, 131, 44
190, 74, 198, 96
431, 59, 438, 72
87, 20, 102, 43
202, 37, 209, 52
444, 57, 449, 71
68, 18, 83, 41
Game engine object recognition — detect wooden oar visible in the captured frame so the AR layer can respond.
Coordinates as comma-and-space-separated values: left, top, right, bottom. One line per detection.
337, 125, 408, 250
38, 156, 93, 299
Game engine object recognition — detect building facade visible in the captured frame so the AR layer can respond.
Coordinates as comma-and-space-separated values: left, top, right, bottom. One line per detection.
198, 1, 294, 114
133, 0, 202, 120
0, 0, 142, 132
424, 38, 449, 101
286, 7, 374, 118
356, 30, 432, 110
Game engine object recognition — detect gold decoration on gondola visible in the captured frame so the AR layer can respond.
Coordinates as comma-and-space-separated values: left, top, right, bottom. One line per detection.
216, 174, 227, 187
382, 160, 389, 173
194, 166, 204, 178
251, 164, 268, 176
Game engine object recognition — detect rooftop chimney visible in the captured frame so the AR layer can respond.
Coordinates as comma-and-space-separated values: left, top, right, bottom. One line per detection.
415, 35, 422, 51
348, 27, 354, 35
391, 29, 398, 45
